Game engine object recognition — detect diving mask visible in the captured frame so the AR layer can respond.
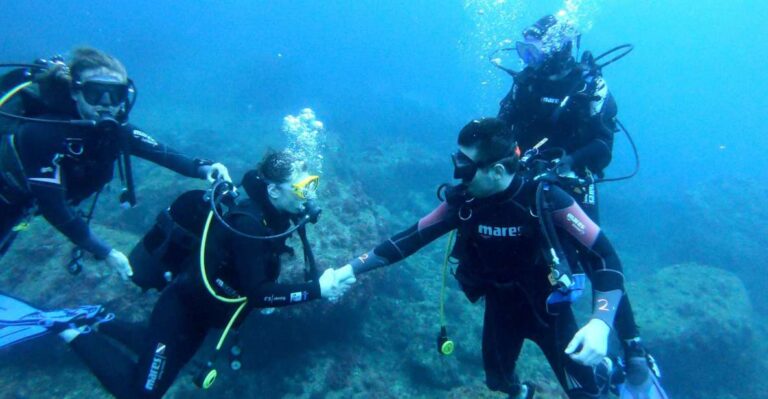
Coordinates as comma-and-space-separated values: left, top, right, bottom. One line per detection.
452, 150, 520, 183
73, 80, 130, 106
517, 14, 578, 68
452, 151, 480, 182
515, 39, 547, 67
292, 175, 320, 200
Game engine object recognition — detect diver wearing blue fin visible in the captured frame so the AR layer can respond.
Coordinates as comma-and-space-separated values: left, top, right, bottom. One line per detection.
615, 339, 669, 399
0, 292, 112, 349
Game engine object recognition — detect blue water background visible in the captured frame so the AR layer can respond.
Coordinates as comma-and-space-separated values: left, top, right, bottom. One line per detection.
3, 1, 766, 181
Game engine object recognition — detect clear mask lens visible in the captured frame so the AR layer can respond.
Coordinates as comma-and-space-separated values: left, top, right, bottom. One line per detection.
80, 81, 129, 106
516, 41, 545, 66
452, 152, 479, 182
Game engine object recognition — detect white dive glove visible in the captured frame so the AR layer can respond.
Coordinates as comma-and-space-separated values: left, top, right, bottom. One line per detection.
105, 249, 133, 281
334, 264, 356, 285
201, 162, 232, 183
564, 318, 610, 366
319, 266, 357, 303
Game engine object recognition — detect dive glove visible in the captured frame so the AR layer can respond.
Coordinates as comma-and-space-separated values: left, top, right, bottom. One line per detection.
105, 249, 133, 280
200, 163, 232, 183
319, 267, 355, 303
335, 264, 356, 285
565, 318, 611, 366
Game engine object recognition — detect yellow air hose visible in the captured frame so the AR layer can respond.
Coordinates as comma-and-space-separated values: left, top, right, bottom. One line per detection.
200, 210, 247, 304
0, 81, 32, 108
197, 210, 248, 388
439, 230, 456, 327
437, 230, 457, 355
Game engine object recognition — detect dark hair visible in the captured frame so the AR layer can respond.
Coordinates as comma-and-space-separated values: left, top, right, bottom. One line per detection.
242, 149, 301, 199
69, 47, 127, 82
258, 149, 301, 183
457, 117, 518, 172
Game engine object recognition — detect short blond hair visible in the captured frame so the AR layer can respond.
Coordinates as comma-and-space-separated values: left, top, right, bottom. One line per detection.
69, 47, 127, 81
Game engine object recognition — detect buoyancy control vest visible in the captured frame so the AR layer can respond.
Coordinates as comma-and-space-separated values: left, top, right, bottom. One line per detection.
504, 64, 617, 165
129, 189, 212, 291
129, 184, 320, 292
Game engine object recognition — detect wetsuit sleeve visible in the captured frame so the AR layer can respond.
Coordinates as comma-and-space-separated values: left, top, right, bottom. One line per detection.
228, 214, 321, 307
348, 202, 460, 274
31, 185, 111, 258
15, 123, 112, 258
568, 77, 617, 174
546, 186, 624, 327
123, 126, 210, 178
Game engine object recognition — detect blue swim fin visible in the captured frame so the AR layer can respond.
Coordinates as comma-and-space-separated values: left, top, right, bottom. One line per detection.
617, 355, 669, 399
0, 292, 105, 349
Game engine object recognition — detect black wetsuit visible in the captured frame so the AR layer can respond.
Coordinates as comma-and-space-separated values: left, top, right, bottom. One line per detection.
497, 64, 616, 177
69, 192, 322, 399
347, 176, 624, 398
497, 64, 640, 342
0, 116, 208, 258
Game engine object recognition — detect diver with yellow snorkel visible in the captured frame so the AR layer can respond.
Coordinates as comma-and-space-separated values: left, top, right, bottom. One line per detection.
56, 149, 354, 398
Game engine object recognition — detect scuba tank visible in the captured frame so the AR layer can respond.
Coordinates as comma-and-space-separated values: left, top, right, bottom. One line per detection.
128, 190, 214, 291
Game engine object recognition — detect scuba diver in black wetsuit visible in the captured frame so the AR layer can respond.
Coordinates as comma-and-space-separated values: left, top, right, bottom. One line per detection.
495, 15, 664, 398
56, 150, 355, 398
0, 47, 230, 279
335, 119, 668, 398
497, 15, 618, 180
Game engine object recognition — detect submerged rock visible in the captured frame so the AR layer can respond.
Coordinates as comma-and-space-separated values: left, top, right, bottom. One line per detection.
628, 263, 765, 399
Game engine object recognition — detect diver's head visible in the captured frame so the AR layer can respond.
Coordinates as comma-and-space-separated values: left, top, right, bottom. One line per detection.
453, 118, 519, 198
246, 150, 320, 215
516, 14, 578, 73
68, 47, 130, 128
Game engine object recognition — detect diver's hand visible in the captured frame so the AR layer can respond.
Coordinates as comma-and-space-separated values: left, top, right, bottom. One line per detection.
319, 267, 354, 303
33, 56, 71, 84
335, 264, 357, 286
556, 155, 574, 176
319, 268, 341, 302
201, 163, 232, 183
565, 318, 610, 366
105, 249, 133, 281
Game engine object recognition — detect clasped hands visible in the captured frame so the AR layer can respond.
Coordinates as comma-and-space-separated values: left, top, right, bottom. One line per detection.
319, 264, 356, 303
